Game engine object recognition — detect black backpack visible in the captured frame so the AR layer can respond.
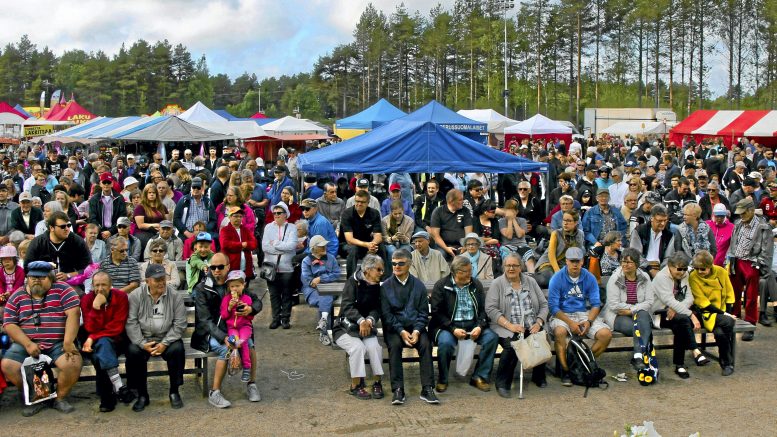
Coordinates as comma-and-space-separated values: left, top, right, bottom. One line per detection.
566, 335, 607, 397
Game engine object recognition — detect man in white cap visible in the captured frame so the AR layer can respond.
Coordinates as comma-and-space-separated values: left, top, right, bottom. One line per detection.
727, 197, 774, 338
300, 235, 340, 344
408, 231, 449, 283
548, 247, 611, 386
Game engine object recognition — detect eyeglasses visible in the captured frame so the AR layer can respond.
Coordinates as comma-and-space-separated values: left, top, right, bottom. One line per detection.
151, 249, 166, 253
465, 242, 479, 247
504, 264, 520, 269
391, 261, 407, 267
210, 264, 226, 271
374, 267, 384, 273
54, 223, 72, 230
273, 211, 286, 216
621, 260, 636, 265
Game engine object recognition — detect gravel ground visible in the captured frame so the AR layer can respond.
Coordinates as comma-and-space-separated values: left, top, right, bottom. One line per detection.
0, 282, 774, 437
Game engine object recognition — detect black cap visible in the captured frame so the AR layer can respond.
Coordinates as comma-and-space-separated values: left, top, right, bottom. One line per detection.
743, 178, 758, 187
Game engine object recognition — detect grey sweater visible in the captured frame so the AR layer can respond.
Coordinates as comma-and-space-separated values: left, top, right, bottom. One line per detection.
126, 284, 187, 347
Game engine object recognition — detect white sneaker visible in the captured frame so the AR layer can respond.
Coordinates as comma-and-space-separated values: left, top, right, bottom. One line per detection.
208, 390, 232, 408
316, 316, 327, 332
246, 383, 261, 402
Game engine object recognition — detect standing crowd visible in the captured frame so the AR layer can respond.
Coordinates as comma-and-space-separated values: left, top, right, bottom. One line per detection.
0, 133, 773, 414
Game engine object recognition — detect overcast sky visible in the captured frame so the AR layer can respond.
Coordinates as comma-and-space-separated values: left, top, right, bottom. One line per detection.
1, 0, 726, 97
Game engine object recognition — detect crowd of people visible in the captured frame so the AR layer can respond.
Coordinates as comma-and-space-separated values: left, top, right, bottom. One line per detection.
0, 133, 774, 414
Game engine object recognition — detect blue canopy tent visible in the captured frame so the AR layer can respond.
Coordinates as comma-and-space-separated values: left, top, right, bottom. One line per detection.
335, 98, 406, 130
399, 100, 488, 144
13, 104, 32, 118
213, 109, 243, 121
297, 119, 547, 174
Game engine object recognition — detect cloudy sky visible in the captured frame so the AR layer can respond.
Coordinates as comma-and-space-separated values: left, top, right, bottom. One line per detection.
1, 0, 726, 96
1, 0, 439, 78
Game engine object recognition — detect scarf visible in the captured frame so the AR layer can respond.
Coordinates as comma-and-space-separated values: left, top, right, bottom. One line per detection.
467, 251, 480, 277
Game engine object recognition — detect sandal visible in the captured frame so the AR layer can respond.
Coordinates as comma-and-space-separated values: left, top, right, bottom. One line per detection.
694, 354, 710, 366
675, 366, 690, 379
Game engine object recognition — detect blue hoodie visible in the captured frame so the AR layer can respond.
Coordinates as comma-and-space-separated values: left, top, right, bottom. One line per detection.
547, 266, 601, 315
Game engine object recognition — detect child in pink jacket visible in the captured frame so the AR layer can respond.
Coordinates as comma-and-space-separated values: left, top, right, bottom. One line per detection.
220, 270, 254, 381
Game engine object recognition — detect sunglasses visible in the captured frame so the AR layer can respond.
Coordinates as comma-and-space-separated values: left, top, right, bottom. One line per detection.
55, 223, 72, 230
519, 188, 529, 191
151, 249, 166, 253
117, 224, 128, 229
273, 211, 286, 216
191, 186, 202, 190
391, 261, 407, 267
210, 264, 226, 271
674, 267, 688, 272
300, 206, 313, 212
101, 180, 112, 185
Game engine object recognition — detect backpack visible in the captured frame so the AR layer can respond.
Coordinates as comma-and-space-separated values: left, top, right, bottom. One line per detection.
566, 335, 607, 397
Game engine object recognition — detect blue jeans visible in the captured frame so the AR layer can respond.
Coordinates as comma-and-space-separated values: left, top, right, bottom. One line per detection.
302, 285, 334, 316
91, 337, 120, 370
436, 328, 498, 384
209, 336, 254, 361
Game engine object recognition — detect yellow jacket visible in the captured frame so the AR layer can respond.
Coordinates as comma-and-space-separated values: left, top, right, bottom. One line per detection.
689, 265, 735, 331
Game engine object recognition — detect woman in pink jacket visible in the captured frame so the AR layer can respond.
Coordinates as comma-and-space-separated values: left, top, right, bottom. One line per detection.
706, 203, 734, 266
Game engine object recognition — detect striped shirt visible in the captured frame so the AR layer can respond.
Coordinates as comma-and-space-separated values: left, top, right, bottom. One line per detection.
100, 257, 141, 289
625, 279, 638, 305
3, 283, 80, 350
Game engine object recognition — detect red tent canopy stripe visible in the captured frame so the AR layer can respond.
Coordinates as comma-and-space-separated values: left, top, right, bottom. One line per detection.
668, 110, 717, 146
0, 102, 28, 119
715, 110, 770, 145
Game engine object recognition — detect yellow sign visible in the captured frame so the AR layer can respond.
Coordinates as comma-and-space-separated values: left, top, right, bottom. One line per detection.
68, 114, 93, 124
24, 125, 54, 137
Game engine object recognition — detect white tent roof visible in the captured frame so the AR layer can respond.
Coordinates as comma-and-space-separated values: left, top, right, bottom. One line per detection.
504, 114, 572, 135
178, 101, 227, 123
601, 121, 672, 136
262, 116, 328, 135
0, 113, 26, 124
190, 120, 267, 139
457, 109, 519, 133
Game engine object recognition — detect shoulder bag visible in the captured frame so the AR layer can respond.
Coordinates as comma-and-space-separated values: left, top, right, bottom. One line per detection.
260, 224, 288, 282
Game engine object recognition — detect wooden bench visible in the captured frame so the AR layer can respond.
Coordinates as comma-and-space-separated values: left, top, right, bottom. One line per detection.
319, 279, 756, 365
79, 292, 215, 397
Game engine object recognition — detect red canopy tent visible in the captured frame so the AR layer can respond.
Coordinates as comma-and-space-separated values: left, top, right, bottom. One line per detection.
0, 102, 28, 119
44, 100, 96, 124
250, 112, 268, 119
669, 110, 777, 147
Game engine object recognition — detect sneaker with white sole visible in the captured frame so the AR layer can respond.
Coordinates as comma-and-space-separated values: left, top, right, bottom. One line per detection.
246, 383, 261, 402
208, 389, 232, 408
241, 369, 251, 382
316, 316, 327, 332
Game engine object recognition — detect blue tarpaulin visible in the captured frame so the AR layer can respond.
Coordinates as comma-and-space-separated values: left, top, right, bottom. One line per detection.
399, 100, 488, 144
213, 109, 243, 121
335, 98, 406, 130
297, 119, 547, 174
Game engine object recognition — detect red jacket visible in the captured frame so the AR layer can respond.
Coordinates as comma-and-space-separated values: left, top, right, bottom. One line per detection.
220, 224, 258, 278
759, 196, 777, 220
81, 288, 129, 342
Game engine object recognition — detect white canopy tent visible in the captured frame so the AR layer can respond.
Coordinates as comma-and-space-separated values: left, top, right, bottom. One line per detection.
262, 116, 328, 135
456, 109, 519, 133
178, 101, 228, 123
504, 114, 572, 136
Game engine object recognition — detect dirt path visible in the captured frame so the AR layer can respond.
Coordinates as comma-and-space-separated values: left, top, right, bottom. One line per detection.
0, 285, 774, 436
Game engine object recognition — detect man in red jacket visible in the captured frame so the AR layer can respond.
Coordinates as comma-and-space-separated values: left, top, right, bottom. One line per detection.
81, 270, 134, 412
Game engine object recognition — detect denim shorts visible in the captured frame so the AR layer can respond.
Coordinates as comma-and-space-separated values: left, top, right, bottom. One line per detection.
3, 341, 66, 364
209, 337, 254, 360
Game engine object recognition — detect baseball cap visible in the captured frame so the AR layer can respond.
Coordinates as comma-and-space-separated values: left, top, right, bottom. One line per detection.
99, 172, 114, 183
565, 247, 585, 261
743, 178, 758, 187
18, 192, 31, 202
625, 161, 636, 167
160, 220, 174, 228
273, 165, 288, 174
712, 203, 729, 217
0, 245, 18, 259
309, 235, 328, 247
356, 178, 370, 187
126, 154, 136, 160
195, 232, 213, 243
117, 217, 131, 226
226, 270, 246, 283
123, 176, 139, 188
734, 198, 755, 214
596, 188, 610, 197
389, 183, 401, 192
300, 198, 317, 208
735, 161, 747, 169
145, 263, 166, 279
26, 260, 53, 277
748, 171, 762, 181
191, 177, 203, 188
227, 205, 244, 216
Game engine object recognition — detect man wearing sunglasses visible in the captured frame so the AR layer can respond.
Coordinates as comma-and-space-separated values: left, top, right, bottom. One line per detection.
1, 261, 82, 416
88, 172, 126, 240
191, 253, 263, 408
25, 211, 90, 283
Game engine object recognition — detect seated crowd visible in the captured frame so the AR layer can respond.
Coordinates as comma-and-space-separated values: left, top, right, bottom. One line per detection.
0, 136, 774, 414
